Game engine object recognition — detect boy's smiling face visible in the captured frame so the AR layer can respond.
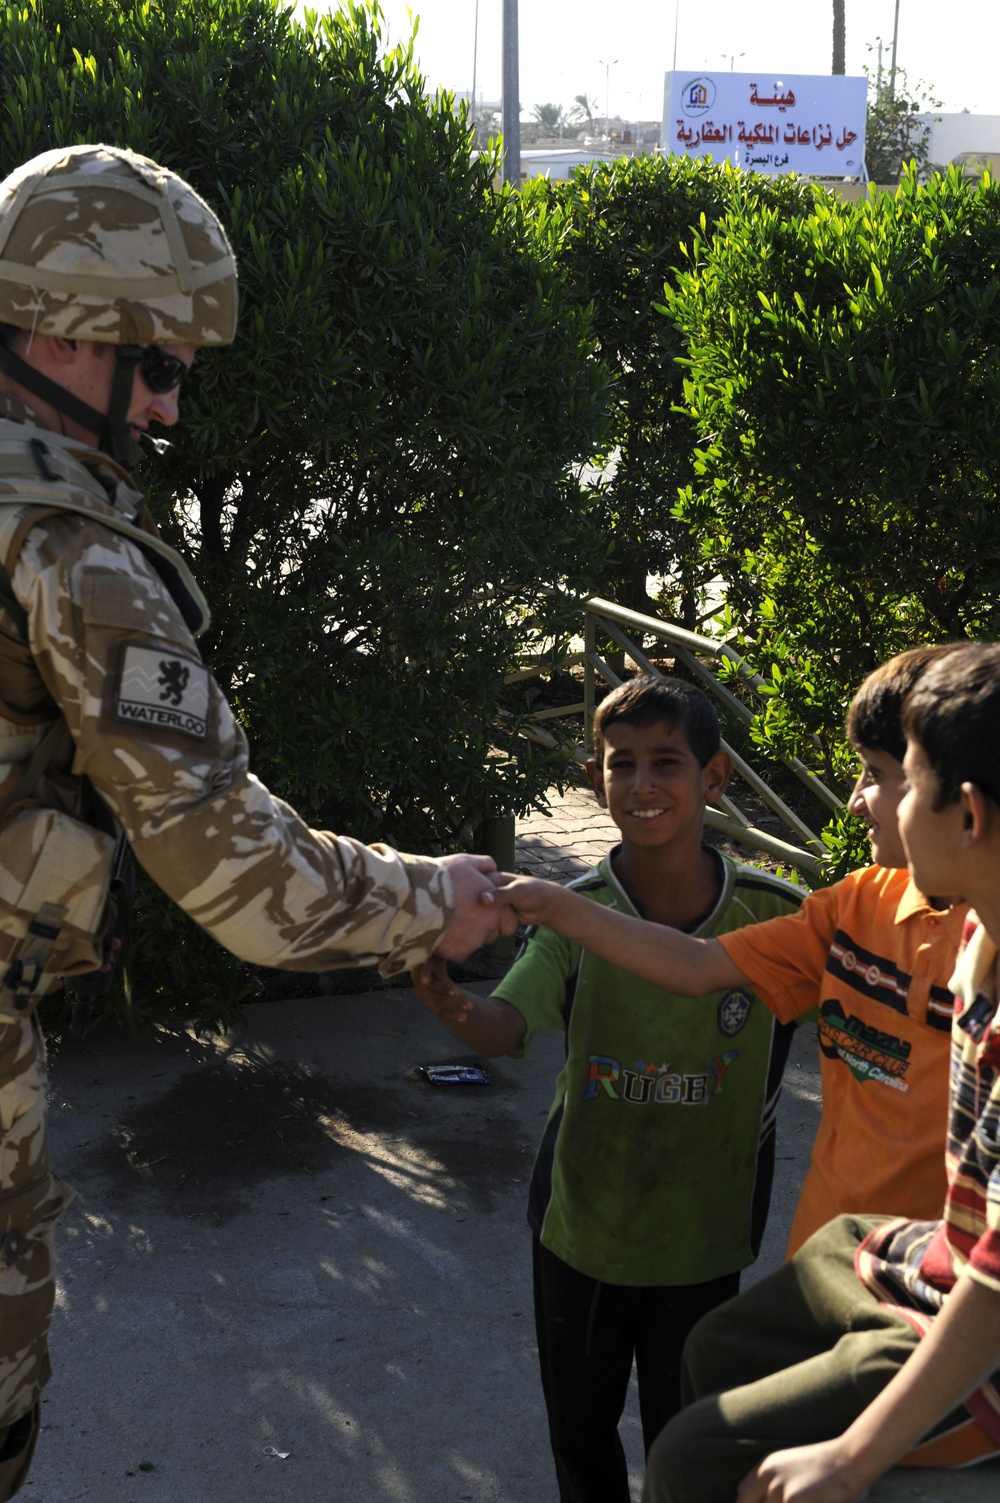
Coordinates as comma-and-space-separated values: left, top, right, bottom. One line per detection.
588, 718, 729, 849
848, 744, 909, 869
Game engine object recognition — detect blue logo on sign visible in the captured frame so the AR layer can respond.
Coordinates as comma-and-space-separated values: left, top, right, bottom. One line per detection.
681, 77, 717, 117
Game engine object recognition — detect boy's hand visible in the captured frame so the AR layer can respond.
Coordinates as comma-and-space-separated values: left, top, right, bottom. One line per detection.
483, 873, 563, 928
412, 954, 473, 1025
737, 1440, 869, 1503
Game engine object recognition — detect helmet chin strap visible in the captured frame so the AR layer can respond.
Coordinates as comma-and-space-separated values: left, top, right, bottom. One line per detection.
103, 345, 143, 468
0, 341, 144, 469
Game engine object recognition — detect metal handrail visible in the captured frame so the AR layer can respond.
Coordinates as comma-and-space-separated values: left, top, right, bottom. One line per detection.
517, 596, 842, 880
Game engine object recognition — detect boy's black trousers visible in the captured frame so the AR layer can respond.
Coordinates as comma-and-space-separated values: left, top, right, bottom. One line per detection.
531, 1236, 740, 1503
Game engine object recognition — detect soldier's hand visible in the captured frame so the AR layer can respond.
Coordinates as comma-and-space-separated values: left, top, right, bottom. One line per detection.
434, 854, 517, 961
412, 955, 472, 1024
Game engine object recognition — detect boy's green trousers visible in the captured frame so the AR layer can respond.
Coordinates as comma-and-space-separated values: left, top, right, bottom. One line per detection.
642, 1214, 980, 1503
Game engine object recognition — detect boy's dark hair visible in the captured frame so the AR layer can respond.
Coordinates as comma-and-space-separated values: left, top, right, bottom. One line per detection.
903, 642, 1000, 809
846, 644, 960, 763
593, 674, 721, 767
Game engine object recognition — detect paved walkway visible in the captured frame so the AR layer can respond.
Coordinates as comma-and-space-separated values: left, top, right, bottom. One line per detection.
514, 780, 616, 880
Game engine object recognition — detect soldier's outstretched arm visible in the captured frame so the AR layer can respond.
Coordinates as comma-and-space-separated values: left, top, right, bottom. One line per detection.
16, 513, 492, 976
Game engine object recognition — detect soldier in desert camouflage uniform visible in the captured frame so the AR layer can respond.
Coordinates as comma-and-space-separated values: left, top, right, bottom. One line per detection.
0, 143, 512, 1496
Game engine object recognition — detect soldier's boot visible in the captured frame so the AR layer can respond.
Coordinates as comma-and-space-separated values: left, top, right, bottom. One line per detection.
0, 1401, 39, 1499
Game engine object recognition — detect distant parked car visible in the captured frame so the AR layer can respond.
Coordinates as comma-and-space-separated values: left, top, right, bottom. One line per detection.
951, 151, 1000, 179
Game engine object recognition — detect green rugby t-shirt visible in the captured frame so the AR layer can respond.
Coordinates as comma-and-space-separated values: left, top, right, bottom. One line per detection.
493, 849, 803, 1286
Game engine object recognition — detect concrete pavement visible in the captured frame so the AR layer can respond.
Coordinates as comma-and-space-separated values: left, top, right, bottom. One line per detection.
31, 987, 824, 1503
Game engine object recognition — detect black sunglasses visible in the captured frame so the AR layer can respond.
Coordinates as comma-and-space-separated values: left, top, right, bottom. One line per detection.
140, 345, 189, 394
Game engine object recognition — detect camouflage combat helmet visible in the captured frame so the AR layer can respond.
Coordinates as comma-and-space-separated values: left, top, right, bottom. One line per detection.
0, 143, 238, 465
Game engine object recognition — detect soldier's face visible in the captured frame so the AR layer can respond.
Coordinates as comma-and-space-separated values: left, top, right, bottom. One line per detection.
126, 341, 196, 440
69, 339, 195, 444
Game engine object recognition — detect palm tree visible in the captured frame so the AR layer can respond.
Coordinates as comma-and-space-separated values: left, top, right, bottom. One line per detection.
532, 102, 565, 130
832, 0, 845, 74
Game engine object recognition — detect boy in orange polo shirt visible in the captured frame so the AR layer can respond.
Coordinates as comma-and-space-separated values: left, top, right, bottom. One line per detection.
477, 646, 966, 1256
716, 644, 965, 1252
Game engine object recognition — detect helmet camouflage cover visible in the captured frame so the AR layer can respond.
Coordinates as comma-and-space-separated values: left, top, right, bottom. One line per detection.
0, 143, 237, 347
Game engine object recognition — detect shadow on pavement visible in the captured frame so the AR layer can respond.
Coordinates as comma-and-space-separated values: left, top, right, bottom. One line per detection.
32, 992, 559, 1503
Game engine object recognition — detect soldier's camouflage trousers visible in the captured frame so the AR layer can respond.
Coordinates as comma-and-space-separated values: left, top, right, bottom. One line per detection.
0, 1013, 73, 1493
0, 1401, 39, 1499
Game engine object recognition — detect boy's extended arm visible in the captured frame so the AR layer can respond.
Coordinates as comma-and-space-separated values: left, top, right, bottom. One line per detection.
489, 877, 747, 994
737, 1273, 1000, 1502
412, 955, 526, 1056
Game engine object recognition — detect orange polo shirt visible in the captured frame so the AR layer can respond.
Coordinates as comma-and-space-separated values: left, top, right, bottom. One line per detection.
718, 866, 967, 1257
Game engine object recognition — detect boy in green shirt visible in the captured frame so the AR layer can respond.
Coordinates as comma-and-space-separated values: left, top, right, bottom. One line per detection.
414, 675, 802, 1503
478, 647, 965, 1259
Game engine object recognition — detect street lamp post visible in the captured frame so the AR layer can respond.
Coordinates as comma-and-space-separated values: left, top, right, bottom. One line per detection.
599, 57, 618, 143
888, 0, 900, 101
470, 0, 479, 134
865, 36, 885, 96
502, 0, 520, 185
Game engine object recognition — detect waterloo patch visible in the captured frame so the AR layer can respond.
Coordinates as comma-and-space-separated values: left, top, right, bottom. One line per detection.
115, 644, 209, 738
718, 988, 754, 1037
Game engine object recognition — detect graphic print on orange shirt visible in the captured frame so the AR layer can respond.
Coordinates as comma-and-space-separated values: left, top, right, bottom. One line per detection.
818, 999, 911, 1091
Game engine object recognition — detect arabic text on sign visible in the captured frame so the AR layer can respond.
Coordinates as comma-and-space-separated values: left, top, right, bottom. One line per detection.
749, 85, 797, 111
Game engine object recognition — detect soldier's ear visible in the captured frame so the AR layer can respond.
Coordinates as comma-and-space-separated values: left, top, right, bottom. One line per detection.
41, 336, 102, 371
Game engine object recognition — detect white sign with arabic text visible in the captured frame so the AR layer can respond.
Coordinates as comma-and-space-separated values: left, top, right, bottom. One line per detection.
662, 72, 867, 177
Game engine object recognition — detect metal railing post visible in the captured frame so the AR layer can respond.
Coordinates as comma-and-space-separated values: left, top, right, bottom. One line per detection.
584, 605, 596, 754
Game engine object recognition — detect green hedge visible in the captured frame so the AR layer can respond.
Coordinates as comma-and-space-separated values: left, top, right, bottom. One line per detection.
521, 157, 820, 625
524, 157, 1000, 875
666, 166, 1000, 825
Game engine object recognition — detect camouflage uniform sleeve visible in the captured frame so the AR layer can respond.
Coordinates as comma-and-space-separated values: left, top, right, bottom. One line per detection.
15, 514, 455, 976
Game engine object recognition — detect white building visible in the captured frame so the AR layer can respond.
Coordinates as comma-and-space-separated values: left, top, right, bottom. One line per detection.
919, 113, 1000, 168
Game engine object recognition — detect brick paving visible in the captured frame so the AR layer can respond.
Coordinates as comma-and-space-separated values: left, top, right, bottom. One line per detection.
513, 779, 756, 880
514, 778, 617, 880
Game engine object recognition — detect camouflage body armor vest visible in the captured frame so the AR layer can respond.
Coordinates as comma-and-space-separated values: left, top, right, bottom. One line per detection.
0, 423, 209, 1020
